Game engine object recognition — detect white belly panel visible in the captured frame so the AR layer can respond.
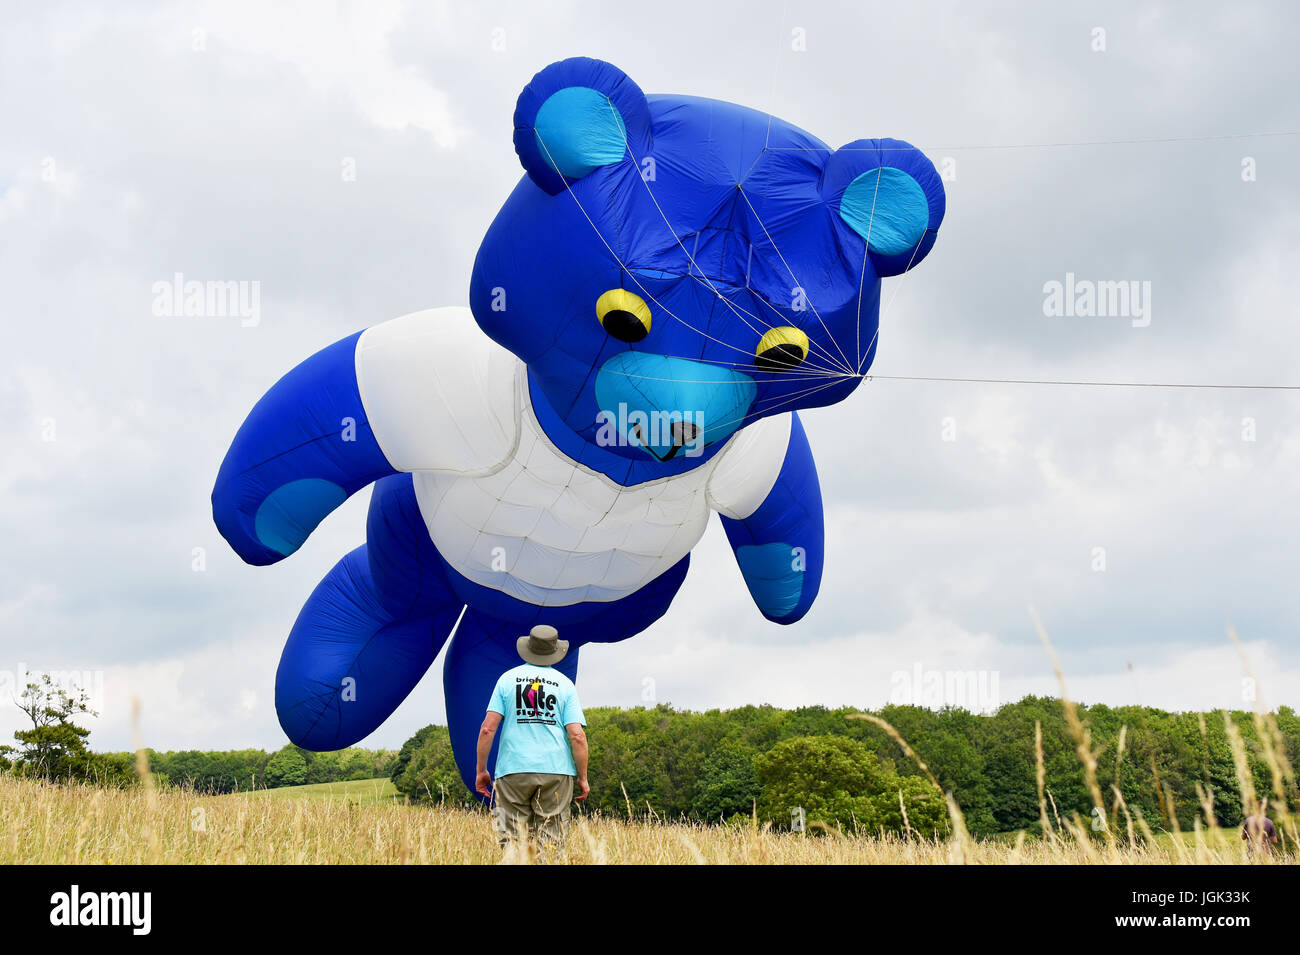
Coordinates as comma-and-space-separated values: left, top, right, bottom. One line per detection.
413, 367, 716, 606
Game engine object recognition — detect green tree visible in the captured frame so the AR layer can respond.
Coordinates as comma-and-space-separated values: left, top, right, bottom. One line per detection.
11, 674, 97, 780
264, 746, 308, 788
690, 741, 761, 821
884, 774, 950, 837
390, 726, 477, 807
303, 748, 339, 784
756, 735, 893, 832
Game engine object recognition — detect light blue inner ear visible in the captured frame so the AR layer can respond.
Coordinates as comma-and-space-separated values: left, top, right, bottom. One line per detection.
839, 167, 929, 256
534, 86, 628, 179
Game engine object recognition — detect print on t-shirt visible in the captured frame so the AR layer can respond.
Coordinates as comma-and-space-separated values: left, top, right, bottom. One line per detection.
516, 675, 562, 725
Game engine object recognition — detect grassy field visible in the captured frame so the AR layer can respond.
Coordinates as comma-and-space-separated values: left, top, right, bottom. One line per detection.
2, 774, 1293, 865
238, 778, 400, 805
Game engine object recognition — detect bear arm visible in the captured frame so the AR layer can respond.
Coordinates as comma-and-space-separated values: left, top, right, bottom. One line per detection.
212, 331, 396, 565
711, 412, 825, 623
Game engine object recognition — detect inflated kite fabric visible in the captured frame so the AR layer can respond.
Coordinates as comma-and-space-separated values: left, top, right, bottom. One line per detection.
211, 56, 946, 794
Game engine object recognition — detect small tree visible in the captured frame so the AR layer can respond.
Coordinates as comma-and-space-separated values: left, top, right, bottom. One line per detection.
390, 727, 477, 807
754, 734, 948, 836
756, 735, 890, 830
12, 674, 97, 779
871, 774, 951, 839
265, 745, 309, 788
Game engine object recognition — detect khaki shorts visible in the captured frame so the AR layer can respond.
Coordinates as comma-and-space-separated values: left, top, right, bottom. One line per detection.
492, 772, 574, 862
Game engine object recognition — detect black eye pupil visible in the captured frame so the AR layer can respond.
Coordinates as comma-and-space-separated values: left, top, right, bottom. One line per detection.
602, 309, 649, 343
755, 343, 805, 371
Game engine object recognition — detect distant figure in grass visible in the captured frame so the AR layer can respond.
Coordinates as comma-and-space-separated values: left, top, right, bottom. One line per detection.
1241, 798, 1279, 854
476, 625, 589, 861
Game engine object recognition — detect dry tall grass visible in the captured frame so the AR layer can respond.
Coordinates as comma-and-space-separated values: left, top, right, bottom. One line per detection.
1, 774, 1293, 865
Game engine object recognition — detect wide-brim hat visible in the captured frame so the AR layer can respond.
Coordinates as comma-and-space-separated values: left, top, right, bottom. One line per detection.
517, 624, 569, 666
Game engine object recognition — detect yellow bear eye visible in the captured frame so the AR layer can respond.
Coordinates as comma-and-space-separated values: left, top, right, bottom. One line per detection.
596, 288, 652, 343
755, 326, 809, 371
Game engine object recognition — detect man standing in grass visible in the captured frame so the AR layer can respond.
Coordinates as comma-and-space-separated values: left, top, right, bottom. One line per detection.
476, 625, 589, 861
1241, 798, 1279, 854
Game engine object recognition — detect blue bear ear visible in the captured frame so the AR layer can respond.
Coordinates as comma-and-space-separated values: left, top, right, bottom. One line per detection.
514, 57, 652, 195
821, 138, 945, 276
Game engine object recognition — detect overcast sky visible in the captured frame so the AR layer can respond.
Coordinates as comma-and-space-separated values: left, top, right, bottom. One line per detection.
2, 0, 1297, 753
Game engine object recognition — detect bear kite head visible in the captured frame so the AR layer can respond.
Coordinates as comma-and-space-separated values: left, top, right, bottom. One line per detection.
470, 57, 945, 467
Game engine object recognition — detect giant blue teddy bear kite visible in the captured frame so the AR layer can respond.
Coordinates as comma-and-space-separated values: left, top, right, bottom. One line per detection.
212, 57, 946, 792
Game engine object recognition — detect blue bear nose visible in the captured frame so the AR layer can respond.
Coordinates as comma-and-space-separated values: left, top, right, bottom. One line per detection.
593, 352, 756, 460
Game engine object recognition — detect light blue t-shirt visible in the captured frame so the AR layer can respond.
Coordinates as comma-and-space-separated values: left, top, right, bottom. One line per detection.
487, 664, 586, 778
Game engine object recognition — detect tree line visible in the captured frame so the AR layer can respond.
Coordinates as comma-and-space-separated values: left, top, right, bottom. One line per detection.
390, 698, 1299, 836
3, 739, 397, 793
0, 674, 396, 791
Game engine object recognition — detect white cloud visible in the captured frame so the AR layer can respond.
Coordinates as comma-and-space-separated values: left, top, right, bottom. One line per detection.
160, 0, 467, 146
